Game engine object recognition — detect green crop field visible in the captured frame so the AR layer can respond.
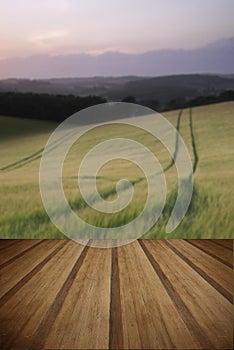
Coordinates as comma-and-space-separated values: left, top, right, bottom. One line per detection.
0, 102, 233, 239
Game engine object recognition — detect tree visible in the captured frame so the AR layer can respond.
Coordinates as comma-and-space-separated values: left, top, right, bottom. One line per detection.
0, 92, 107, 122
121, 96, 136, 103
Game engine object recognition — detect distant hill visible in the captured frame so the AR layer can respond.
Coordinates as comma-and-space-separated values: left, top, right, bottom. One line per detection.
109, 74, 234, 105
1, 74, 234, 108
0, 76, 142, 97
0, 37, 233, 79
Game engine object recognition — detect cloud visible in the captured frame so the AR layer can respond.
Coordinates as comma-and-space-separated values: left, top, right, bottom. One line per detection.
85, 47, 123, 56
30, 31, 68, 43
28, 31, 69, 51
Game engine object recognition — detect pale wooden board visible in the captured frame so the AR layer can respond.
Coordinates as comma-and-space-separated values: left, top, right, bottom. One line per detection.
166, 239, 233, 301
118, 241, 200, 349
0, 241, 85, 348
187, 239, 233, 267
44, 246, 111, 349
0, 240, 63, 299
0, 239, 232, 349
143, 240, 233, 349
0, 239, 42, 266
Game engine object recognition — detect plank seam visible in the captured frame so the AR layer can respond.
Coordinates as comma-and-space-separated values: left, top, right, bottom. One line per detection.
139, 240, 214, 350
0, 239, 22, 252
29, 242, 90, 350
186, 240, 233, 268
0, 240, 45, 270
0, 240, 67, 308
210, 240, 233, 251
109, 247, 124, 350
164, 240, 233, 304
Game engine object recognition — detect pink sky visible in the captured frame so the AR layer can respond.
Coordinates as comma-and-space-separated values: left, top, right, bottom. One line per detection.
0, 0, 234, 59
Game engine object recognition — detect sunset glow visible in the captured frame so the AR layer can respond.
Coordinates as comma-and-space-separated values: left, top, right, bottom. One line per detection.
0, 0, 234, 59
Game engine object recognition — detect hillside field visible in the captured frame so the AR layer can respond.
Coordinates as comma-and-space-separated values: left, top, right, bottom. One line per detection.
0, 102, 233, 238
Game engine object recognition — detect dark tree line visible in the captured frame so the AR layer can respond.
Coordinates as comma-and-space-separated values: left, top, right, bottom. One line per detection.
0, 92, 106, 122
164, 90, 234, 111
121, 91, 234, 111
0, 90, 233, 122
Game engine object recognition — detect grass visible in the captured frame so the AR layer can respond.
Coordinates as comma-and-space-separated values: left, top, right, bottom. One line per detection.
0, 102, 233, 238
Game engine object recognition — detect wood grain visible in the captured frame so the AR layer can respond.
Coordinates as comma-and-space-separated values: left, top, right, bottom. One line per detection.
187, 239, 233, 267
109, 247, 124, 350
0, 239, 42, 266
44, 246, 112, 349
0, 239, 22, 252
165, 239, 233, 302
0, 240, 64, 300
118, 241, 199, 349
0, 241, 85, 349
0, 239, 232, 350
142, 240, 233, 349
211, 239, 233, 250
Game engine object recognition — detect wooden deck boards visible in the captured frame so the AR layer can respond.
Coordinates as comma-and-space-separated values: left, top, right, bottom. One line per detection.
0, 239, 233, 349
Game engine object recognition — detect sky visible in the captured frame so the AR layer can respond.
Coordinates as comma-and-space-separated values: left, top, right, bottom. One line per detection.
0, 0, 234, 59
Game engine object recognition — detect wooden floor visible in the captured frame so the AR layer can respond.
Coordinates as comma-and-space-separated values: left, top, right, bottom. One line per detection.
0, 239, 232, 349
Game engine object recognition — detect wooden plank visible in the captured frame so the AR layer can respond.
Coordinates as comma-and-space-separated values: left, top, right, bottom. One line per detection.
0, 240, 42, 265
118, 241, 199, 349
211, 239, 233, 251
43, 246, 112, 349
187, 239, 233, 267
165, 240, 233, 302
142, 240, 233, 350
0, 240, 43, 269
0, 240, 64, 300
0, 240, 86, 349
109, 247, 124, 350
0, 239, 232, 349
0, 239, 22, 252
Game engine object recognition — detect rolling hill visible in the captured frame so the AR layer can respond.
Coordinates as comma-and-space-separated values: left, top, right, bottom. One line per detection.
0, 102, 233, 238
0, 74, 234, 109
0, 38, 233, 78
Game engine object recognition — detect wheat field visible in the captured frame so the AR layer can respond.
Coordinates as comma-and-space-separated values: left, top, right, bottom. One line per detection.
0, 102, 233, 238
